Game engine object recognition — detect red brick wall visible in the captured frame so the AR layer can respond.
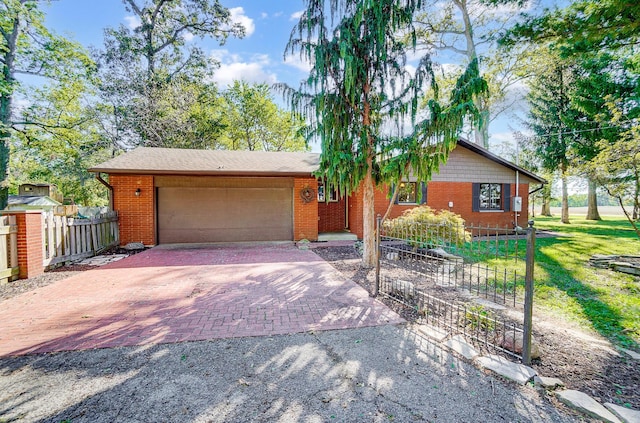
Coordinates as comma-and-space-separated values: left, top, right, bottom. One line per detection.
426, 182, 530, 227
349, 182, 531, 238
293, 177, 318, 241
318, 198, 346, 232
10, 211, 44, 279
110, 175, 155, 246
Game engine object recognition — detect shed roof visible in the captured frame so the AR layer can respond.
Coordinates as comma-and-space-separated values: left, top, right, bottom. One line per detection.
89, 147, 320, 176
7, 195, 61, 207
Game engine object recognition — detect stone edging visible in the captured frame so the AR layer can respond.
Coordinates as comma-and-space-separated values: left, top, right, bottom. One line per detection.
414, 323, 640, 423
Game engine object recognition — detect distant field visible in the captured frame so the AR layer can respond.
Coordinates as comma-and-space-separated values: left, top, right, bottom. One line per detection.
548, 205, 626, 217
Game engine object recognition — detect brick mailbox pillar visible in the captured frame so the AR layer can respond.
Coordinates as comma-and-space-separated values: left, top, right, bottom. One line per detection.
2, 210, 44, 279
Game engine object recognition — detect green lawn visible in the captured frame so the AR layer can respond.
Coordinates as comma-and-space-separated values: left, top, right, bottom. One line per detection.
477, 216, 640, 349
531, 216, 639, 348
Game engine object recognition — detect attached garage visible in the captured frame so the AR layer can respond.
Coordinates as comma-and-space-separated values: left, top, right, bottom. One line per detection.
89, 148, 319, 246
155, 177, 293, 243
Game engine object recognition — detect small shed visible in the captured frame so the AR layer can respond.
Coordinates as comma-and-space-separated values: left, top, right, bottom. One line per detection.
18, 183, 63, 203
6, 195, 61, 212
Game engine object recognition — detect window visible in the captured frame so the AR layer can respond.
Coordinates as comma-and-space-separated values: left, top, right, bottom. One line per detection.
472, 183, 511, 212
317, 183, 338, 202
480, 183, 502, 210
393, 181, 427, 205
397, 182, 417, 204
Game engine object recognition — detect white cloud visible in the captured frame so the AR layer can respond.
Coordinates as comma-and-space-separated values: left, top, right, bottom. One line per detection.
260, 12, 268, 19
229, 7, 255, 37
182, 31, 194, 42
209, 50, 277, 87
124, 15, 141, 30
283, 53, 312, 73
290, 10, 304, 21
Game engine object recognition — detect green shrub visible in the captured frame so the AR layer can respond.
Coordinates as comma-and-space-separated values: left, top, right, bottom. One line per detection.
383, 206, 471, 247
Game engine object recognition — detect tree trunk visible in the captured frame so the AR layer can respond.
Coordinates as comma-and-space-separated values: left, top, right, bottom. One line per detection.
541, 199, 551, 216
0, 17, 19, 211
561, 165, 570, 224
586, 178, 601, 220
361, 154, 377, 267
540, 183, 552, 216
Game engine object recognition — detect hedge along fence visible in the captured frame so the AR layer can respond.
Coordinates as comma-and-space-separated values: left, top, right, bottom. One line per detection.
383, 206, 471, 250
43, 211, 120, 268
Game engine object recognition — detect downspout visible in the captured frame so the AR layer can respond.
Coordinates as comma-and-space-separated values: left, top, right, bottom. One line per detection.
515, 170, 520, 229
94, 172, 114, 211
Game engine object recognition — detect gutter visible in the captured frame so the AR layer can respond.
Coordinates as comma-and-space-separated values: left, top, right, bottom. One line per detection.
528, 183, 545, 196
94, 172, 114, 210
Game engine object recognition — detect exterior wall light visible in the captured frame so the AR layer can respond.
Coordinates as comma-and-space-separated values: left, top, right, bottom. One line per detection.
135, 188, 141, 197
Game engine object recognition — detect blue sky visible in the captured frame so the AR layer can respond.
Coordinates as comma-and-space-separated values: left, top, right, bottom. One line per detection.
44, 1, 310, 89
42, 0, 548, 154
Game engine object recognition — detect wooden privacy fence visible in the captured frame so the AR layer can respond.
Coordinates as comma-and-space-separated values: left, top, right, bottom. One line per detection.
0, 215, 19, 283
42, 211, 120, 268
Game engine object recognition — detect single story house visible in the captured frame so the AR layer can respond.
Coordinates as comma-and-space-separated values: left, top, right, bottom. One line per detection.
89, 139, 545, 246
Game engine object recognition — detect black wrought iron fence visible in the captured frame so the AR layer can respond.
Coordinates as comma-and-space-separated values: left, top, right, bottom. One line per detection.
375, 216, 536, 364
379, 275, 525, 360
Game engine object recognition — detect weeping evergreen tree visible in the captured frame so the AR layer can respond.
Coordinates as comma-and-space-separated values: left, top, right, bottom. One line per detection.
280, 0, 486, 266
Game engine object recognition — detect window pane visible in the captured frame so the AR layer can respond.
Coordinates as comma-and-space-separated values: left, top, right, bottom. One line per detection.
479, 183, 502, 210
398, 182, 417, 203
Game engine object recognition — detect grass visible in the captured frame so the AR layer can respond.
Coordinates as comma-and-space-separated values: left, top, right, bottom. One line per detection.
475, 215, 640, 349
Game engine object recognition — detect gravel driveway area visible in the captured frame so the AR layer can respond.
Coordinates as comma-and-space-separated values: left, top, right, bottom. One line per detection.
0, 325, 580, 422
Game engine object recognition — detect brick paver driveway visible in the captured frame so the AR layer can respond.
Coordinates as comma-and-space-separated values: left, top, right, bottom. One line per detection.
0, 243, 403, 357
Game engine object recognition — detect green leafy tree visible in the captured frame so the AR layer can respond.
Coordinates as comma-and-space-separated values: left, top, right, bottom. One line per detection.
502, 0, 640, 57
281, 0, 486, 266
587, 108, 640, 238
10, 79, 111, 205
221, 81, 307, 152
95, 0, 244, 148
567, 53, 639, 220
414, 0, 532, 148
525, 49, 576, 224
1, 0, 92, 208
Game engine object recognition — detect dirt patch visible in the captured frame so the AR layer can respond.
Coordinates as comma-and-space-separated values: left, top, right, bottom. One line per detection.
313, 245, 640, 410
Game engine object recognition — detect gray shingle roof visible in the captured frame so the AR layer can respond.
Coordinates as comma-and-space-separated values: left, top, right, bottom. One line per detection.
89, 147, 320, 176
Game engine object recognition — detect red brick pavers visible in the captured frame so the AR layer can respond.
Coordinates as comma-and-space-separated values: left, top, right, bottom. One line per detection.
0, 243, 403, 357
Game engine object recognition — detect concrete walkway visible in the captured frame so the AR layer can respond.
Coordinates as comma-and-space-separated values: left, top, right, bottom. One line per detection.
0, 244, 403, 357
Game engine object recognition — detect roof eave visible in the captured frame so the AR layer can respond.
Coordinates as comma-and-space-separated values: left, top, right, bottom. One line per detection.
457, 139, 546, 184
88, 168, 316, 178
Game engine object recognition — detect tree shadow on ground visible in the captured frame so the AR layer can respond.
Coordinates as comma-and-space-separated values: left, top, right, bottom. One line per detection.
0, 326, 576, 423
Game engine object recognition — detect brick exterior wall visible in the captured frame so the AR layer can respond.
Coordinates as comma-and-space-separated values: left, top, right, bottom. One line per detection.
348, 182, 531, 238
293, 177, 318, 241
318, 198, 346, 232
4, 211, 45, 279
110, 175, 155, 246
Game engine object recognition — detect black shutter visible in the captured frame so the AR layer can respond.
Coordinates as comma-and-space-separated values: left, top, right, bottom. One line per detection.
420, 182, 427, 204
503, 183, 511, 212
472, 183, 480, 212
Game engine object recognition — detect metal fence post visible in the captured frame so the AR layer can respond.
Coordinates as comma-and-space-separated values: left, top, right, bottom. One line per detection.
374, 214, 381, 297
522, 220, 535, 365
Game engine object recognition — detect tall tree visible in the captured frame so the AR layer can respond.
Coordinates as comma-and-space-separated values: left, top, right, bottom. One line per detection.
221, 81, 307, 152
282, 0, 486, 266
502, 0, 640, 57
587, 107, 640, 238
10, 79, 111, 205
0, 0, 92, 208
96, 0, 244, 147
414, 0, 531, 148
525, 51, 575, 224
